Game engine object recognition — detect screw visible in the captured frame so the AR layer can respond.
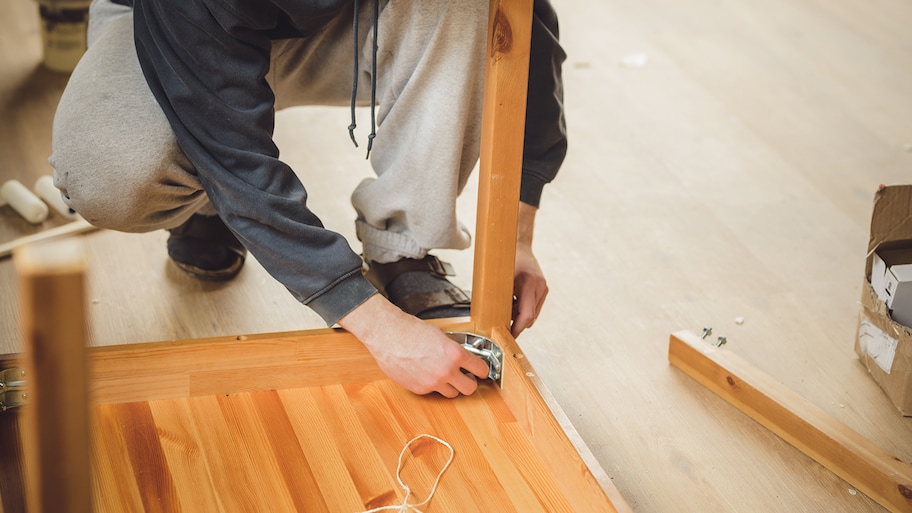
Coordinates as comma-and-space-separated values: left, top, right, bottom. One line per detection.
701, 327, 713, 339
715, 336, 727, 347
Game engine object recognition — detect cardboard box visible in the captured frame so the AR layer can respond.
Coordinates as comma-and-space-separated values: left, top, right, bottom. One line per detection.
855, 185, 912, 416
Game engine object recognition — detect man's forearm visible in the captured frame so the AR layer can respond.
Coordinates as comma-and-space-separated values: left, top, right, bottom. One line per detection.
517, 201, 537, 247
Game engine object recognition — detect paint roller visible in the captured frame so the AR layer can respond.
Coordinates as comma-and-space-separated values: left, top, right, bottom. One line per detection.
34, 175, 77, 219
0, 179, 49, 224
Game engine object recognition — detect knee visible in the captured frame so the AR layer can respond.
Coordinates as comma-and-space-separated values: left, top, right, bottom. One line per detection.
50, 146, 203, 233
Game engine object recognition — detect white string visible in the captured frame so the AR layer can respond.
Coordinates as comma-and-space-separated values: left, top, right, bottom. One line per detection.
356, 434, 455, 513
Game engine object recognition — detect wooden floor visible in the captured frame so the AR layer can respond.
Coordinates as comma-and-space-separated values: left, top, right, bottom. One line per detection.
2, 0, 911, 511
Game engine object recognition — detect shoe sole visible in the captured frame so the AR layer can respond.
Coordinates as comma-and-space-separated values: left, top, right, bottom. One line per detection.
172, 257, 245, 281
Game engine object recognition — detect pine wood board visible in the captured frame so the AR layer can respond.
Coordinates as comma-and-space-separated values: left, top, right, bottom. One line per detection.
668, 330, 912, 513
1, 322, 629, 513
84, 377, 618, 513
470, 0, 531, 329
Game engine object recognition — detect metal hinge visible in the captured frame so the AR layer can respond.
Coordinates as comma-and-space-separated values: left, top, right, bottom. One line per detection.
447, 332, 504, 386
0, 367, 27, 412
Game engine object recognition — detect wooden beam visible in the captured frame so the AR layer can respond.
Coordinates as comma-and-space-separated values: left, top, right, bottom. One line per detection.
86, 319, 472, 405
0, 355, 26, 513
470, 0, 533, 333
2, 320, 470, 406
668, 330, 912, 513
493, 326, 634, 513
15, 239, 92, 513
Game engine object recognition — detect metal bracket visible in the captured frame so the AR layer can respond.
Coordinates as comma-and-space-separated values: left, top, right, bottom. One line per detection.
0, 367, 27, 412
447, 332, 504, 387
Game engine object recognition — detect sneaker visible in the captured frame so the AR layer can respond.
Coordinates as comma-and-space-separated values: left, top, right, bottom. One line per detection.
167, 214, 246, 281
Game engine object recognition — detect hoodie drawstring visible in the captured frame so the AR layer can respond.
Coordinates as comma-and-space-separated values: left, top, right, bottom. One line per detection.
348, 0, 380, 160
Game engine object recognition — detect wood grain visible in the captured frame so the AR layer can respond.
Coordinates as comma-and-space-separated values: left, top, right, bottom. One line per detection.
84, 319, 471, 405
83, 380, 624, 512
470, 0, 533, 331
669, 330, 912, 513
0, 408, 25, 513
493, 327, 634, 513
15, 239, 91, 513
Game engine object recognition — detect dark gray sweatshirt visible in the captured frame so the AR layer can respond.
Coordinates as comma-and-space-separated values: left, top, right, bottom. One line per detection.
115, 0, 567, 324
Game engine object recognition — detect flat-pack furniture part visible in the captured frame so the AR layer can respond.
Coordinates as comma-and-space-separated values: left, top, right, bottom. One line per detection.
669, 330, 912, 513
1, 0, 633, 511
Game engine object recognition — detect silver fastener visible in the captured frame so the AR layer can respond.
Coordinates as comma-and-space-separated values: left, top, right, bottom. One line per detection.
715, 336, 727, 347
701, 327, 713, 339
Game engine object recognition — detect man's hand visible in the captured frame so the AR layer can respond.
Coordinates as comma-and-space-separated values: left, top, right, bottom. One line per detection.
338, 294, 490, 397
512, 202, 549, 337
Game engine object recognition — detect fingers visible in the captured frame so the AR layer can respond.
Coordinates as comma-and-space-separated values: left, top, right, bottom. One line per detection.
511, 244, 549, 337
458, 347, 491, 380
343, 298, 494, 398
428, 366, 480, 398
448, 371, 480, 396
436, 363, 483, 397
512, 277, 549, 337
511, 291, 534, 336
437, 383, 461, 399
434, 342, 487, 397
409, 338, 487, 398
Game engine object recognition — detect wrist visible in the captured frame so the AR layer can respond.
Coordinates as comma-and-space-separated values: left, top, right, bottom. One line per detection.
338, 293, 384, 342
517, 202, 538, 247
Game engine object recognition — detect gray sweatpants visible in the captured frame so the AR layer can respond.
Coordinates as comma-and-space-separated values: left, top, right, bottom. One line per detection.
51, 0, 489, 263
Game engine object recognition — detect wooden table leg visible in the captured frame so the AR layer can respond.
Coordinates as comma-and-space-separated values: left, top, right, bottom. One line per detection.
471, 0, 534, 334
16, 239, 92, 513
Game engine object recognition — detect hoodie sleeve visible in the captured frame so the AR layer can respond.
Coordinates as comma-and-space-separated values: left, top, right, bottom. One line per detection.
132, 0, 377, 325
521, 0, 568, 208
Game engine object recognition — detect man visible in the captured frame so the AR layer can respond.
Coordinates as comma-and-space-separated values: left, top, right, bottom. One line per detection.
51, 0, 566, 398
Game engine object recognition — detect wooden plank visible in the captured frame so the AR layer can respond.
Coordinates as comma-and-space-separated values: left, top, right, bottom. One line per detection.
492, 327, 634, 513
470, 0, 533, 331
0, 409, 25, 513
274, 388, 367, 512
146, 399, 229, 513
378, 384, 518, 512
455, 388, 557, 513
668, 330, 912, 513
113, 401, 182, 513
90, 405, 145, 513
299, 385, 400, 510
83, 319, 472, 405
183, 394, 297, 512
250, 390, 337, 513
15, 239, 92, 513
344, 381, 469, 511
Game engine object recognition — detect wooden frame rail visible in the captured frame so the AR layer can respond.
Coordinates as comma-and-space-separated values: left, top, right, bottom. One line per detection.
16, 239, 92, 513
668, 330, 912, 513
